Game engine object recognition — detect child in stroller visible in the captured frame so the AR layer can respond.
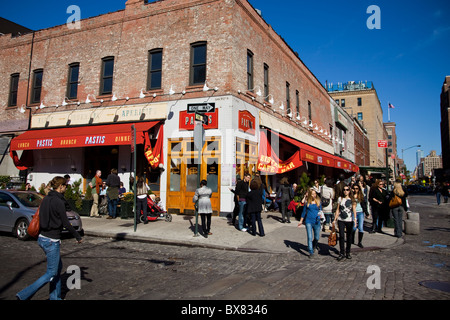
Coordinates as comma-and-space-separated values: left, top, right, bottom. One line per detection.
139, 195, 172, 222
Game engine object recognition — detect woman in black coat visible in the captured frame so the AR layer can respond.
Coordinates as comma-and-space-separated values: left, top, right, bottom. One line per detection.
246, 179, 265, 236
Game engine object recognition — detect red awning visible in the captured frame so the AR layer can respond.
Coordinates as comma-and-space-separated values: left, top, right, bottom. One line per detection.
10, 121, 160, 151
264, 129, 359, 172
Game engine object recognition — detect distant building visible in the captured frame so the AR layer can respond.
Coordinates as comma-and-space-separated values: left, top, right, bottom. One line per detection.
327, 81, 387, 168
418, 150, 442, 178
440, 76, 450, 171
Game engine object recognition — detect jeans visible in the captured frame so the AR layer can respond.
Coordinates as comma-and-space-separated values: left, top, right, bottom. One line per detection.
108, 195, 118, 218
353, 211, 365, 233
250, 211, 265, 236
436, 192, 441, 205
200, 213, 211, 235
391, 206, 404, 237
238, 201, 247, 230
137, 197, 148, 222
305, 222, 321, 255
16, 236, 63, 300
338, 220, 354, 255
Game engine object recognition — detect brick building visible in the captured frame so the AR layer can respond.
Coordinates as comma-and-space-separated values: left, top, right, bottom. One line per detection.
1, 0, 358, 216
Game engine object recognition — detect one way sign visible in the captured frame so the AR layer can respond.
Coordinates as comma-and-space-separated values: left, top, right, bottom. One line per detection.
187, 103, 215, 113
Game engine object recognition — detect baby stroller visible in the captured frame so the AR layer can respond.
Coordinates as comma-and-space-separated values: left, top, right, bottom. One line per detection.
139, 195, 172, 223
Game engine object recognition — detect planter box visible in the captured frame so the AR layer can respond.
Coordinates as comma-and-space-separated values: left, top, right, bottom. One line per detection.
80, 200, 93, 216
119, 201, 134, 219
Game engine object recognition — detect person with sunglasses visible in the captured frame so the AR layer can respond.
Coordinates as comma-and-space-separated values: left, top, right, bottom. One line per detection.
333, 185, 356, 261
351, 185, 369, 248
369, 179, 387, 233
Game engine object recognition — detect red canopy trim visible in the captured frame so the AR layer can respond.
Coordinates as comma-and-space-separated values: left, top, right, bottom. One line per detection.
144, 125, 164, 169
257, 130, 303, 174
10, 121, 160, 151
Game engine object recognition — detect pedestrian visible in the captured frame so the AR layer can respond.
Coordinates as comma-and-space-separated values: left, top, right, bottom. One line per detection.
89, 170, 102, 218
193, 180, 213, 238
388, 180, 408, 238
321, 178, 335, 232
443, 182, 449, 203
277, 176, 294, 223
246, 179, 265, 237
434, 182, 442, 205
334, 185, 356, 261
351, 183, 368, 247
136, 176, 149, 224
119, 182, 126, 199
369, 179, 387, 233
334, 173, 347, 199
16, 176, 83, 300
235, 173, 251, 232
229, 175, 241, 226
155, 196, 165, 212
312, 179, 321, 198
298, 189, 322, 258
64, 174, 73, 186
105, 168, 121, 219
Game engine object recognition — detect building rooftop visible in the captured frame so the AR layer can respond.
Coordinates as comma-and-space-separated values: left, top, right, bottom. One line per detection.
326, 81, 373, 93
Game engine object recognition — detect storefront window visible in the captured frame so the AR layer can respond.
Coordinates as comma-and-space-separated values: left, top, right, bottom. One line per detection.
207, 158, 219, 192
170, 158, 181, 192
186, 160, 198, 192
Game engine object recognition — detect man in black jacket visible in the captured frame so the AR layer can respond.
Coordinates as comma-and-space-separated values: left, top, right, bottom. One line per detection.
235, 173, 251, 231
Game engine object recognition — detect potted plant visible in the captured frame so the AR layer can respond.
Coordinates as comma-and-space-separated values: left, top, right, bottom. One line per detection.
81, 184, 94, 216
119, 192, 135, 219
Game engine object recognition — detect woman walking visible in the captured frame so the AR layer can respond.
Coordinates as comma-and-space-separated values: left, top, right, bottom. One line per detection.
351, 184, 368, 248
369, 180, 387, 233
16, 176, 83, 300
246, 179, 265, 237
389, 180, 408, 238
277, 177, 294, 223
136, 176, 149, 224
193, 180, 213, 238
298, 189, 322, 259
334, 185, 356, 261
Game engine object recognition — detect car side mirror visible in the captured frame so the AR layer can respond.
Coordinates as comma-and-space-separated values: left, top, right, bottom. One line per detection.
6, 201, 13, 210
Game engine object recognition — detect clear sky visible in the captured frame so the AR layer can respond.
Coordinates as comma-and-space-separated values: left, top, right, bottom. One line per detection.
2, 0, 449, 173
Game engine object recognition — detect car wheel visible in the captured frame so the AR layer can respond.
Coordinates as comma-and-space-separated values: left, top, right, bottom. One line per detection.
15, 218, 30, 241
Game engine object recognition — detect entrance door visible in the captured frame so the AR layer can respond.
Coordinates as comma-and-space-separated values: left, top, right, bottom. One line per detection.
167, 137, 221, 215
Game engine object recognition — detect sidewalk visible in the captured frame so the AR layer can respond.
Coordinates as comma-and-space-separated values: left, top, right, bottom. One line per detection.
80, 211, 404, 254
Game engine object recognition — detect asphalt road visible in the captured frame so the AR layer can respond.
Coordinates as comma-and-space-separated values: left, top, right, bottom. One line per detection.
0, 195, 448, 309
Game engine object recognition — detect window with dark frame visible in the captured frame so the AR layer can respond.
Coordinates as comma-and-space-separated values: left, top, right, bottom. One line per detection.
286, 82, 291, 114
247, 50, 254, 91
308, 100, 312, 121
31, 69, 43, 104
263, 63, 269, 102
147, 49, 163, 90
8, 73, 19, 107
295, 90, 300, 117
67, 63, 79, 100
357, 97, 362, 106
100, 56, 114, 95
190, 42, 207, 86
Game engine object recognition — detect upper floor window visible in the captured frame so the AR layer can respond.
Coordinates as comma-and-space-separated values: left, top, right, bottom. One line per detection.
190, 42, 207, 85
100, 56, 114, 95
147, 49, 163, 90
263, 63, 269, 102
67, 63, 79, 99
357, 112, 363, 120
8, 73, 19, 107
286, 82, 291, 114
295, 90, 300, 116
308, 100, 312, 121
247, 50, 254, 91
357, 97, 362, 106
31, 69, 43, 104
341, 99, 346, 107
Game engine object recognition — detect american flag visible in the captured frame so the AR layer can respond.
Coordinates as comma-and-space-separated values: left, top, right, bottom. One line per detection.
388, 102, 395, 109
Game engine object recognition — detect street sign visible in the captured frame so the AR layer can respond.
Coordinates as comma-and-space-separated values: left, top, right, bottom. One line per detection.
187, 103, 215, 113
378, 140, 388, 148
194, 112, 208, 125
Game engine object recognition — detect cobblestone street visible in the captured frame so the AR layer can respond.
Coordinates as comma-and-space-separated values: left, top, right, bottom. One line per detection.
0, 195, 448, 304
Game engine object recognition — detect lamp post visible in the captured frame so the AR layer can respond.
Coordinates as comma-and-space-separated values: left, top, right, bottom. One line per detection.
401, 145, 421, 174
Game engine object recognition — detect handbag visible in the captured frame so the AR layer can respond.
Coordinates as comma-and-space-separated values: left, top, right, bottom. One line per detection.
328, 224, 337, 247
27, 207, 40, 238
389, 194, 402, 209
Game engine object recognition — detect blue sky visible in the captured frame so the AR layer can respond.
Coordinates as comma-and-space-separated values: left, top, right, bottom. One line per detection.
2, 0, 449, 173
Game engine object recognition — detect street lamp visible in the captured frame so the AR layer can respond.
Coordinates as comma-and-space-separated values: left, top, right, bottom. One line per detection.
401, 144, 421, 174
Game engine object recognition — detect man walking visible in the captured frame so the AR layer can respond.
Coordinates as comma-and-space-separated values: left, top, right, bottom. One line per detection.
89, 170, 102, 218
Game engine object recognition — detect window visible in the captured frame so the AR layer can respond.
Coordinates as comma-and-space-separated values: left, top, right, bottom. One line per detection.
335, 99, 339, 105
263, 63, 269, 101
67, 63, 79, 99
308, 100, 312, 121
8, 73, 19, 107
286, 82, 291, 114
357, 97, 362, 106
100, 57, 114, 95
190, 42, 207, 85
357, 112, 363, 120
295, 90, 300, 117
31, 69, 43, 104
147, 49, 163, 90
247, 50, 254, 90
341, 99, 345, 107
